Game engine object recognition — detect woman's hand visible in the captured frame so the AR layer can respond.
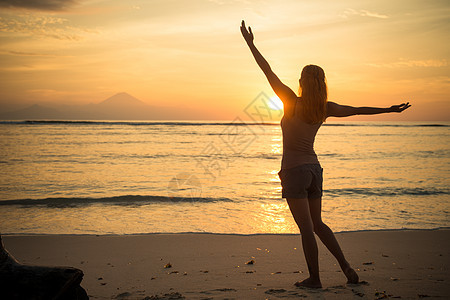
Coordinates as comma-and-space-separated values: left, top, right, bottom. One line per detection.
389, 102, 411, 113
240, 20, 254, 45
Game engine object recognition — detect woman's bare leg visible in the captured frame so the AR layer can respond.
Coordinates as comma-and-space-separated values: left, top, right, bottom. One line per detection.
308, 197, 359, 283
286, 198, 322, 288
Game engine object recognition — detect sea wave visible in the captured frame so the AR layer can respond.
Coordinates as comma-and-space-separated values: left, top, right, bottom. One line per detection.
326, 187, 449, 197
0, 120, 448, 127
0, 195, 233, 207
1, 186, 447, 208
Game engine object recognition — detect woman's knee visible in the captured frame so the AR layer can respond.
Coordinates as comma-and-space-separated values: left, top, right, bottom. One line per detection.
313, 221, 326, 234
297, 219, 315, 235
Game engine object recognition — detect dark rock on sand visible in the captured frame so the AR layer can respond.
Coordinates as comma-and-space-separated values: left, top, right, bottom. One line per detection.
0, 234, 88, 300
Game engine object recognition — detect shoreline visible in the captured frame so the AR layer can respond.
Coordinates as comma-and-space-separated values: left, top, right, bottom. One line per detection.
2, 226, 450, 237
3, 229, 449, 299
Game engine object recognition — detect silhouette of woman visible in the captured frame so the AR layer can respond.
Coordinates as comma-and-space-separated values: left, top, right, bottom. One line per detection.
240, 20, 410, 288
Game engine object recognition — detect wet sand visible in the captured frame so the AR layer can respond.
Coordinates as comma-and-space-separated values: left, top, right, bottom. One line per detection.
3, 229, 449, 299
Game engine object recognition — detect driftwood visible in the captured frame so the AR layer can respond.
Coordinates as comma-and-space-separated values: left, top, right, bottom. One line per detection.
0, 234, 88, 300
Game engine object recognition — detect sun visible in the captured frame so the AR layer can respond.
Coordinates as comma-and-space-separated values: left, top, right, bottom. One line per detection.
268, 96, 283, 111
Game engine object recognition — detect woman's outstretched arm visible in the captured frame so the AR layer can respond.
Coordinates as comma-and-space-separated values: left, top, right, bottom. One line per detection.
327, 101, 411, 118
240, 20, 297, 114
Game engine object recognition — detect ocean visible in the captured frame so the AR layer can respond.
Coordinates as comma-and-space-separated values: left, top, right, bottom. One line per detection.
0, 120, 449, 235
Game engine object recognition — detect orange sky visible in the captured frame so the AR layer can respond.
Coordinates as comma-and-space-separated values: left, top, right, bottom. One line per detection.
0, 0, 449, 121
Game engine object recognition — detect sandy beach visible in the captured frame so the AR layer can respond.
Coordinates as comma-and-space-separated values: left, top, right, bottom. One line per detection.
3, 229, 449, 299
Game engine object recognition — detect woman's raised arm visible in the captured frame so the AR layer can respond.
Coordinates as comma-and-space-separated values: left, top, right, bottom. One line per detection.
327, 101, 411, 118
240, 20, 297, 114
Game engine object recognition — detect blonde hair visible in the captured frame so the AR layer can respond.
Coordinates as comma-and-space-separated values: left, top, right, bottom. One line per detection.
298, 65, 328, 124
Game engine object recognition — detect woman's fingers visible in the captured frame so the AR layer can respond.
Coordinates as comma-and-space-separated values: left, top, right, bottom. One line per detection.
394, 102, 411, 112
240, 20, 247, 35
241, 20, 247, 34
401, 102, 411, 110
240, 20, 254, 42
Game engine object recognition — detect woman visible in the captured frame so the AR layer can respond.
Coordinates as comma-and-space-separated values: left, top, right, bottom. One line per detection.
240, 20, 410, 288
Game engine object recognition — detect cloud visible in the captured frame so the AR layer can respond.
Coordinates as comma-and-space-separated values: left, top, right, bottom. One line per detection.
367, 59, 448, 68
1, 50, 73, 57
0, 13, 95, 40
341, 8, 388, 19
0, 0, 78, 11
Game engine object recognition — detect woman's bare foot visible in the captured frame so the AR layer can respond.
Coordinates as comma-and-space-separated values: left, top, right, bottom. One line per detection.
344, 267, 359, 284
294, 277, 322, 288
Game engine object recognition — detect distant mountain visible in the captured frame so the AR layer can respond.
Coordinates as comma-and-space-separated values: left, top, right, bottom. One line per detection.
94, 92, 153, 119
98, 92, 146, 108
0, 93, 208, 120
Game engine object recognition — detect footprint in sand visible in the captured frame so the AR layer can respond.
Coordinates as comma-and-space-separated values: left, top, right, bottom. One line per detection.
198, 288, 237, 295
264, 288, 307, 298
142, 292, 185, 300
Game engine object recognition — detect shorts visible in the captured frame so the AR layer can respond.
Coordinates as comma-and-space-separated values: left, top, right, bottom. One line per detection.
278, 164, 323, 199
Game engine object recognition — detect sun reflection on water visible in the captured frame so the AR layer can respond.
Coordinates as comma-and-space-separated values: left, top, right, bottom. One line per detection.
271, 139, 282, 155
268, 169, 280, 183
256, 202, 297, 233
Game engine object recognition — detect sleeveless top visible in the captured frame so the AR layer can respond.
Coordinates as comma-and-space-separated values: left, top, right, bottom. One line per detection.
280, 100, 322, 169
